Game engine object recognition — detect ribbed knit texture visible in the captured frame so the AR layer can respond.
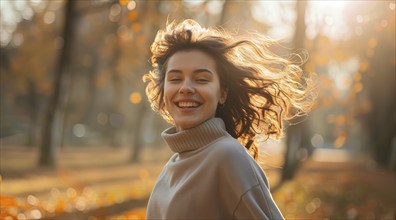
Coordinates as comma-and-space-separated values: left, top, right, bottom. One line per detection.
147, 117, 284, 219
161, 117, 228, 153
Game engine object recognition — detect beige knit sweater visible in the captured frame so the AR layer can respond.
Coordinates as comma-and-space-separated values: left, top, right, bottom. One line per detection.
146, 118, 284, 220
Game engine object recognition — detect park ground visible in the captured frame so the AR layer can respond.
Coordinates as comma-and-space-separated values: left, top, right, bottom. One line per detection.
1, 145, 395, 220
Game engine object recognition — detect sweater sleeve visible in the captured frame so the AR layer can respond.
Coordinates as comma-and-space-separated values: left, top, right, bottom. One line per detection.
213, 137, 284, 220
233, 184, 284, 220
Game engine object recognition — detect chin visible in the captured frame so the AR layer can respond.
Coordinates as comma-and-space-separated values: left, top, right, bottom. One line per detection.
174, 118, 200, 130
176, 122, 197, 130
175, 116, 214, 131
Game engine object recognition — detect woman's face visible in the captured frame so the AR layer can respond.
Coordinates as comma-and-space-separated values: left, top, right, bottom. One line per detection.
163, 50, 227, 131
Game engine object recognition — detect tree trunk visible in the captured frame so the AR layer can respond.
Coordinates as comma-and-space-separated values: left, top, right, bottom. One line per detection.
366, 33, 395, 168
82, 54, 99, 127
130, 103, 147, 163
281, 0, 308, 181
27, 79, 38, 147
39, 0, 78, 167
108, 12, 124, 148
219, 0, 251, 29
129, 0, 162, 162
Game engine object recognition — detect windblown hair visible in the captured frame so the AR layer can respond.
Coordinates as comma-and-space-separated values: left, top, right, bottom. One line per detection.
143, 19, 316, 160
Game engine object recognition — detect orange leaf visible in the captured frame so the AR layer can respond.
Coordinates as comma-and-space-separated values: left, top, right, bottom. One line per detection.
0, 212, 17, 220
55, 197, 66, 213
131, 23, 141, 32
119, 0, 129, 6
128, 11, 138, 21
0, 195, 19, 207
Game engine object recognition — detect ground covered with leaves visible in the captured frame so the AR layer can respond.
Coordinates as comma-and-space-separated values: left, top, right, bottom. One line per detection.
274, 159, 395, 219
1, 146, 395, 220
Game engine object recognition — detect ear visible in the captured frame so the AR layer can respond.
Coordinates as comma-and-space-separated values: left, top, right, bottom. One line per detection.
219, 88, 228, 104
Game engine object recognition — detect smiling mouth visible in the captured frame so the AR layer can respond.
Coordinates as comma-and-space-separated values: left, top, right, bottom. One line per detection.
176, 102, 201, 108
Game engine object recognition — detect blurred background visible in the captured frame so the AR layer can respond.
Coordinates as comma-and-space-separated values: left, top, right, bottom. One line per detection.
1, 0, 395, 219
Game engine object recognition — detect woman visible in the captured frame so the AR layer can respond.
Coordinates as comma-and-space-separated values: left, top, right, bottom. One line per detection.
143, 19, 315, 220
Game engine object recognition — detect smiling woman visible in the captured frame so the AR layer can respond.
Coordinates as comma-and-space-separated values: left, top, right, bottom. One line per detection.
143, 19, 316, 219
164, 50, 226, 131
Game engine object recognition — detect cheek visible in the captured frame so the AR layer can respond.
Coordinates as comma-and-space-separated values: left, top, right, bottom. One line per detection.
206, 86, 222, 107
214, 84, 223, 101
163, 84, 174, 105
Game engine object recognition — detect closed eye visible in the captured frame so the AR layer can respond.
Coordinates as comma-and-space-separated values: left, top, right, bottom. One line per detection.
169, 78, 182, 82
196, 78, 209, 83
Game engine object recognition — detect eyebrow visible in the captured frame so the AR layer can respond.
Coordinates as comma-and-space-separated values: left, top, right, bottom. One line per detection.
166, 68, 214, 75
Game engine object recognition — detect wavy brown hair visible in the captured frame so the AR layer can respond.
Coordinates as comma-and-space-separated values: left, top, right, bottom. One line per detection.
143, 19, 316, 160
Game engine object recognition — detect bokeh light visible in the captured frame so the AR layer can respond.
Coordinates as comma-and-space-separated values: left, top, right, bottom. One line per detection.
1, 0, 394, 219
129, 92, 142, 104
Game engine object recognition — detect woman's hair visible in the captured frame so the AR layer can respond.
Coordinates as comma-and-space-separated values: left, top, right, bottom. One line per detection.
144, 19, 316, 160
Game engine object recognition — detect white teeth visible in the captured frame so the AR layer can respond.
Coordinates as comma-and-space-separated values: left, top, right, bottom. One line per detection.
177, 102, 199, 108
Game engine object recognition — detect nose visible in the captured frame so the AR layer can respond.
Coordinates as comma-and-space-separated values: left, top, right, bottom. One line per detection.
179, 79, 195, 94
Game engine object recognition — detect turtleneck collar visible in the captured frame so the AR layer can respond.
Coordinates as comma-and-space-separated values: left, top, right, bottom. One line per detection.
161, 118, 228, 153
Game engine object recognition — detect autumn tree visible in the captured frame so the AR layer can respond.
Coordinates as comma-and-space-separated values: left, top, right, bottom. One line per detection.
281, 0, 311, 181
354, 2, 395, 169
39, 0, 78, 167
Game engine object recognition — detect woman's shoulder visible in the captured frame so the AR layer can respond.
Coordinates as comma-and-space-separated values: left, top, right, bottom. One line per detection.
209, 135, 257, 173
209, 135, 249, 159
209, 136, 267, 192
